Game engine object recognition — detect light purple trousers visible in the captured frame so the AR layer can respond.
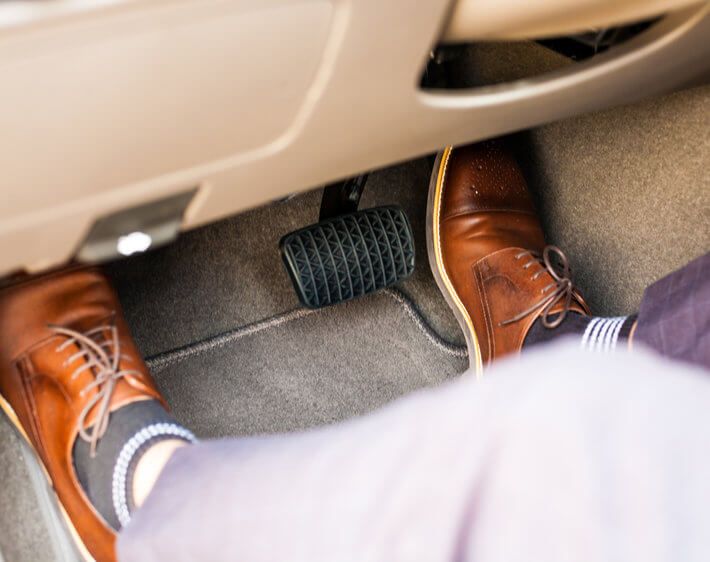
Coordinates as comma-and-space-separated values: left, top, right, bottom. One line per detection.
119, 342, 710, 562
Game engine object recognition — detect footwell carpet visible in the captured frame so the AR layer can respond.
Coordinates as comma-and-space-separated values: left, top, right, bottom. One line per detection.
146, 289, 467, 437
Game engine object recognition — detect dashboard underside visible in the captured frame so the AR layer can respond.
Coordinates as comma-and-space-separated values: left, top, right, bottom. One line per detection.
0, 0, 708, 275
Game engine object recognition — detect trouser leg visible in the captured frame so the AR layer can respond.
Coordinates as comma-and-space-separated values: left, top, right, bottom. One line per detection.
635, 251, 710, 369
118, 343, 710, 562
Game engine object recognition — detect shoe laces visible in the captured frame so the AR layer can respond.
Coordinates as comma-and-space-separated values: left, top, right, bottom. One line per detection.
48, 318, 141, 456
500, 245, 581, 329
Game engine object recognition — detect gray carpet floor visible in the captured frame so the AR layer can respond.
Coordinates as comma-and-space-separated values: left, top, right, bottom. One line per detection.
1, 64, 707, 562
518, 85, 710, 315
146, 289, 467, 437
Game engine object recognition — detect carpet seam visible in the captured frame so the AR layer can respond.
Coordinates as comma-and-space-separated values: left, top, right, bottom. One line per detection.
146, 289, 467, 373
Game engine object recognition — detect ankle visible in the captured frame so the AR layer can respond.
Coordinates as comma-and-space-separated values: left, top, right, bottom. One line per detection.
524, 313, 638, 352
627, 319, 639, 350
112, 422, 196, 528
132, 439, 188, 508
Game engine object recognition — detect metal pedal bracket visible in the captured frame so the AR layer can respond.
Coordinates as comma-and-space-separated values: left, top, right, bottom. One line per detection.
280, 206, 415, 309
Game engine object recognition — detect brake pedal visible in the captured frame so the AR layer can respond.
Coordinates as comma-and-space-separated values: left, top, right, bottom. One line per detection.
280, 206, 415, 308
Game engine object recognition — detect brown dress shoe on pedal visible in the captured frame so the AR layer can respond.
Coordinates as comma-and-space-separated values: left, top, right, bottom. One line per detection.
427, 140, 590, 373
0, 268, 167, 562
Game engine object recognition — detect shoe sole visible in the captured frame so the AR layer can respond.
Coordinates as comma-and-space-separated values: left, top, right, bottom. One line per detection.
426, 147, 484, 376
0, 393, 95, 562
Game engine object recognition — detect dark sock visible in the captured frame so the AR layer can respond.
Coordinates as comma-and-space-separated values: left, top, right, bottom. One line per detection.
73, 400, 195, 530
524, 312, 637, 351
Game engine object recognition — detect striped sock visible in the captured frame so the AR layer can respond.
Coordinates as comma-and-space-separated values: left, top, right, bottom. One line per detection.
73, 400, 196, 530
112, 421, 196, 527
524, 312, 637, 351
580, 315, 636, 353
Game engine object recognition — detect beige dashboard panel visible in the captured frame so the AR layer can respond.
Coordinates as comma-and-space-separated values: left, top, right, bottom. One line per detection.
0, 0, 332, 228
0, 0, 708, 275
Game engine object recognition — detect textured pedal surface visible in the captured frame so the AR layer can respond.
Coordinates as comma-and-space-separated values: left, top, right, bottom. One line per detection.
280, 206, 415, 308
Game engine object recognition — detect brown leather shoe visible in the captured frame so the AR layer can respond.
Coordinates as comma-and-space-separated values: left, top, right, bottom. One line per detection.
0, 267, 166, 562
427, 140, 590, 374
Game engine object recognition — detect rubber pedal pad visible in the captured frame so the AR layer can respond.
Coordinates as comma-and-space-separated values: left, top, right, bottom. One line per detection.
280, 206, 415, 308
